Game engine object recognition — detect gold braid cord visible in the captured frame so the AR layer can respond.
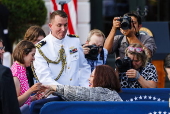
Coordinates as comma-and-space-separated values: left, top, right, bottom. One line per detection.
36, 45, 67, 81
31, 63, 39, 81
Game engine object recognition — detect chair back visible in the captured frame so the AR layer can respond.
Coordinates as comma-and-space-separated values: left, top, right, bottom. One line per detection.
40, 101, 170, 114
119, 88, 169, 101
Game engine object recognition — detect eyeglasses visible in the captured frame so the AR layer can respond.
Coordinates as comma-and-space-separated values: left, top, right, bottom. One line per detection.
128, 46, 143, 53
0, 46, 5, 50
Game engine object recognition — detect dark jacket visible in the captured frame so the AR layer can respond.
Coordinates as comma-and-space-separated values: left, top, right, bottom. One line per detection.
0, 64, 21, 114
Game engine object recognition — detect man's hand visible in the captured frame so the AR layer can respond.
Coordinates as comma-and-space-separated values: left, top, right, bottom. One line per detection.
112, 17, 121, 30
82, 44, 90, 55
104, 17, 121, 53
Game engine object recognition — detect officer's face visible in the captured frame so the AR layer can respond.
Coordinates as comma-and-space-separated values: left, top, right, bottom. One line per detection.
89, 69, 95, 87
0, 42, 5, 61
49, 15, 68, 40
24, 48, 36, 67
127, 53, 142, 70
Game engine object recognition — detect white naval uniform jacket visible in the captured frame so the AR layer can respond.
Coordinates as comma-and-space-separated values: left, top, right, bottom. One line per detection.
33, 33, 91, 87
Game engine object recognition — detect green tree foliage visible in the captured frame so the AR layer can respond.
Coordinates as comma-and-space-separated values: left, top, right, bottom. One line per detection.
1, 0, 47, 43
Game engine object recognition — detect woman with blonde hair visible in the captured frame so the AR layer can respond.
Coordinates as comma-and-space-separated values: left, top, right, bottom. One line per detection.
117, 43, 158, 88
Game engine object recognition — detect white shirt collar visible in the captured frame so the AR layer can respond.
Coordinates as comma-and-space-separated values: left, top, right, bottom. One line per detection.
49, 33, 65, 44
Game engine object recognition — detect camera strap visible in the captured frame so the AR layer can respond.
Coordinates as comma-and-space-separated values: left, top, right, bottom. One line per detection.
118, 35, 124, 48
87, 60, 96, 72
116, 35, 124, 58
99, 48, 105, 64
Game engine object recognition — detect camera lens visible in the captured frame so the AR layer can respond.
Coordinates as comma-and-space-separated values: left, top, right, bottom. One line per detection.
115, 59, 123, 68
85, 45, 99, 60
120, 16, 131, 30
121, 22, 128, 28
115, 57, 132, 72
90, 48, 98, 55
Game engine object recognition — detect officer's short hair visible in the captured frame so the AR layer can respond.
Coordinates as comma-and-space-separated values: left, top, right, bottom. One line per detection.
12, 40, 35, 64
87, 29, 106, 42
50, 10, 68, 23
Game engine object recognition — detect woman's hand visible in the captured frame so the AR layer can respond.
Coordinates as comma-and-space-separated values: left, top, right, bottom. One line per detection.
126, 69, 138, 79
34, 85, 56, 99
30, 95, 38, 101
30, 83, 42, 93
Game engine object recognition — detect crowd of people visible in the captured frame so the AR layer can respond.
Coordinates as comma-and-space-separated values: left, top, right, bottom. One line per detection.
0, 9, 169, 114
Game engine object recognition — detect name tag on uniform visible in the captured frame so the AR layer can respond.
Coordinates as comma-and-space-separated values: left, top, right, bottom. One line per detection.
69, 46, 78, 54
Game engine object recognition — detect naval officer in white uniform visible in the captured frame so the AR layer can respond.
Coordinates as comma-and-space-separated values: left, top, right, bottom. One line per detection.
33, 10, 91, 87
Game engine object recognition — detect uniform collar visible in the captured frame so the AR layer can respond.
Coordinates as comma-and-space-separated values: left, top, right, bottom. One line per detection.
49, 33, 65, 44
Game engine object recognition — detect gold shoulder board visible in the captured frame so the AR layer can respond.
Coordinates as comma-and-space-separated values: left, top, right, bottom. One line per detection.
67, 34, 79, 38
35, 40, 46, 48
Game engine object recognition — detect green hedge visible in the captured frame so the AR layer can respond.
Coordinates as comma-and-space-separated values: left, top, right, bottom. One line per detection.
1, 0, 47, 43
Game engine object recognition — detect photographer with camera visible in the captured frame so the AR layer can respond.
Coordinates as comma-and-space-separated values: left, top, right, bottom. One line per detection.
83, 29, 108, 72
116, 43, 157, 88
104, 11, 156, 60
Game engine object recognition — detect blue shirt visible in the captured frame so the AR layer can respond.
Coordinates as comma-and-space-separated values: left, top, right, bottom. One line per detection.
86, 48, 108, 72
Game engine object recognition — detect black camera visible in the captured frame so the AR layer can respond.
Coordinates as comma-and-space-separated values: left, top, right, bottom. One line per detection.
118, 15, 132, 30
85, 45, 99, 60
115, 56, 132, 72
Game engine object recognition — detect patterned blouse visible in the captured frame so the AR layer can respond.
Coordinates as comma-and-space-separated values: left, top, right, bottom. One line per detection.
11, 62, 31, 105
54, 85, 123, 101
119, 62, 158, 88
